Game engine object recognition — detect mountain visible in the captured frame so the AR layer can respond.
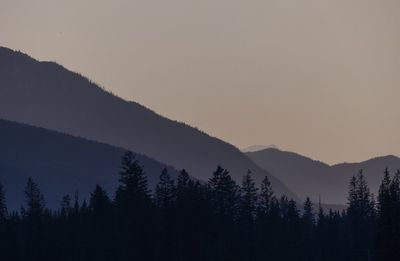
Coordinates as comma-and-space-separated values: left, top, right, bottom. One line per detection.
0, 47, 295, 199
0, 119, 177, 210
247, 148, 400, 204
242, 144, 279, 153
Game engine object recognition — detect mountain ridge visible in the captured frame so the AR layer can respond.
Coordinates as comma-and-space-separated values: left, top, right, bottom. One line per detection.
0, 46, 296, 199
0, 118, 179, 210
247, 148, 400, 204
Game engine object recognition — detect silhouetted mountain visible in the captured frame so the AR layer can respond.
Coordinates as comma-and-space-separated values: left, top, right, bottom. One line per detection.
0, 47, 295, 199
247, 148, 400, 204
0, 119, 177, 209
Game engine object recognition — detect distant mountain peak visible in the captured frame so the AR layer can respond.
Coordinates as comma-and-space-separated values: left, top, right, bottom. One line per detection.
241, 144, 279, 153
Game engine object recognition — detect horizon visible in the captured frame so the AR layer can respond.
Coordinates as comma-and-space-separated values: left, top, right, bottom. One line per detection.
1, 44, 399, 165
2, 0, 400, 164
3, 2, 400, 259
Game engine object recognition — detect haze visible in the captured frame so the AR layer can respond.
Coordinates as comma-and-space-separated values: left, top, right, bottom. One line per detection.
1, 0, 400, 164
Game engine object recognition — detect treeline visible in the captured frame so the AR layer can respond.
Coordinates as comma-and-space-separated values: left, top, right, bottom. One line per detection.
0, 151, 400, 261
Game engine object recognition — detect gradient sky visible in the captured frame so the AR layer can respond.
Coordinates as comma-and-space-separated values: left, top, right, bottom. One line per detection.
1, 0, 400, 164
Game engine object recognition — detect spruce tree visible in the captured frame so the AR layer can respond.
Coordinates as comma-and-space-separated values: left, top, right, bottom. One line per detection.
238, 171, 258, 261
257, 175, 274, 216
239, 171, 258, 222
347, 170, 375, 261
208, 166, 239, 260
0, 182, 7, 220
155, 168, 176, 209
302, 197, 316, 261
115, 151, 150, 205
114, 151, 153, 261
24, 177, 45, 220
302, 197, 315, 226
89, 185, 111, 215
208, 166, 239, 218
60, 195, 71, 218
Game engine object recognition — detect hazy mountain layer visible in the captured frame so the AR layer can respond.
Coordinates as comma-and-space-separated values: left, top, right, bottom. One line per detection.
0, 119, 177, 209
247, 148, 400, 204
0, 47, 295, 199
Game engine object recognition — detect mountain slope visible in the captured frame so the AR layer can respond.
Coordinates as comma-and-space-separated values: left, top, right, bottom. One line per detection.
0, 119, 177, 210
0, 47, 295, 199
247, 148, 400, 204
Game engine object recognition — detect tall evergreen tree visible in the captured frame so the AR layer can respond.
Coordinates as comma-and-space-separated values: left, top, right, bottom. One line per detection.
155, 168, 176, 209
257, 175, 274, 216
208, 166, 239, 218
301, 197, 316, 261
376, 169, 400, 260
89, 185, 111, 215
302, 197, 315, 226
239, 171, 258, 222
23, 177, 45, 220
177, 169, 190, 194
115, 151, 150, 205
237, 171, 258, 261
347, 170, 375, 261
0, 182, 7, 220
208, 166, 239, 260
114, 151, 153, 261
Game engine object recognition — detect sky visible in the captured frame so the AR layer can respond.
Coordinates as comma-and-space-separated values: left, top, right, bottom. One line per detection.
1, 0, 400, 164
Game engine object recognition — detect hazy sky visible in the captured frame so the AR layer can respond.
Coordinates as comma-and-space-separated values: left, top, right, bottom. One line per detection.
1, 0, 400, 164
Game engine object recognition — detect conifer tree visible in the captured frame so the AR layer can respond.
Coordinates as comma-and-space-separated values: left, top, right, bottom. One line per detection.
257, 175, 274, 216
24, 177, 45, 220
208, 166, 239, 260
0, 182, 7, 220
60, 195, 71, 218
114, 151, 153, 261
115, 151, 150, 205
238, 171, 258, 261
302, 197, 315, 226
347, 170, 375, 261
177, 169, 190, 193
239, 171, 258, 221
89, 185, 111, 215
155, 168, 176, 209
208, 166, 239, 218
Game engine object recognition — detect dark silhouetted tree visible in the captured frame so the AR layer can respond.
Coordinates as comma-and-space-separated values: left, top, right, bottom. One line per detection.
0, 182, 7, 220
347, 170, 376, 261
24, 177, 45, 220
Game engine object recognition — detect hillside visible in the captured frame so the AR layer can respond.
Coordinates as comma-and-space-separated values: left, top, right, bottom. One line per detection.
247, 148, 400, 204
0, 47, 295, 199
0, 119, 177, 209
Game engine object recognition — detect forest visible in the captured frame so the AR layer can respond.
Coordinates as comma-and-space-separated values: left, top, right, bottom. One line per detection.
0, 151, 399, 261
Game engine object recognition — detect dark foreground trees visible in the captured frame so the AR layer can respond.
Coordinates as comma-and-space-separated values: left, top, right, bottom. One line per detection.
0, 151, 399, 261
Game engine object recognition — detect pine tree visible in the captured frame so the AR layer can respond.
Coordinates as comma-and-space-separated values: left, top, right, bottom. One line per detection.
0, 182, 7, 220
177, 169, 190, 193
22, 178, 46, 261
257, 175, 274, 216
208, 166, 239, 260
239, 170, 258, 221
347, 170, 375, 261
89, 185, 111, 215
377, 169, 400, 260
301, 197, 316, 261
302, 197, 315, 226
237, 171, 258, 261
24, 177, 45, 220
208, 166, 239, 218
115, 151, 150, 205
114, 151, 153, 261
155, 168, 176, 209
60, 195, 72, 218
